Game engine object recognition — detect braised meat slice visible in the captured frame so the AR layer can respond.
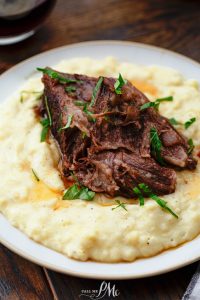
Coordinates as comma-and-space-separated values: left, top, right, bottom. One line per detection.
40, 68, 197, 198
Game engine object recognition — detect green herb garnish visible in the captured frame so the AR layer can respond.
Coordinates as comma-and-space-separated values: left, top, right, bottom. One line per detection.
40, 97, 52, 141
44, 96, 52, 126
63, 184, 95, 201
58, 114, 73, 132
133, 183, 178, 218
63, 184, 80, 200
112, 200, 127, 211
65, 86, 76, 93
74, 100, 96, 122
74, 100, 86, 106
78, 188, 95, 200
37, 68, 78, 84
140, 96, 173, 111
150, 127, 164, 164
132, 187, 144, 206
188, 138, 195, 154
31, 168, 40, 182
184, 117, 196, 129
169, 118, 180, 125
150, 194, 178, 218
20, 91, 42, 103
89, 76, 103, 107
114, 73, 127, 95
40, 118, 50, 142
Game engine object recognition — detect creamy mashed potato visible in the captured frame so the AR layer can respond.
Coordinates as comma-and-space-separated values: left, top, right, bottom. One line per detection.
0, 57, 200, 262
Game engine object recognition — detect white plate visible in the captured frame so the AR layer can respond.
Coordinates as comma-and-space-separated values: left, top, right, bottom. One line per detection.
0, 41, 200, 279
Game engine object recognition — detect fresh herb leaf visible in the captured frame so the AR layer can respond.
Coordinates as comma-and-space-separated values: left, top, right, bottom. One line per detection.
65, 86, 76, 93
140, 102, 156, 110
44, 96, 52, 126
133, 187, 144, 206
155, 96, 173, 103
150, 127, 164, 164
184, 117, 196, 129
63, 184, 95, 201
138, 183, 151, 193
134, 183, 178, 218
37, 68, 78, 84
169, 118, 180, 125
58, 114, 73, 132
188, 138, 194, 154
114, 73, 127, 95
40, 118, 50, 142
84, 107, 96, 122
150, 194, 178, 218
112, 200, 128, 211
89, 76, 103, 107
63, 184, 80, 200
74, 100, 85, 106
78, 188, 95, 201
20, 90, 42, 103
140, 96, 173, 111
40, 118, 50, 127
74, 100, 96, 122
31, 168, 40, 182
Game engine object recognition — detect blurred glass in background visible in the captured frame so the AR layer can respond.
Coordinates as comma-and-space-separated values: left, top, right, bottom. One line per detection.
0, 0, 56, 45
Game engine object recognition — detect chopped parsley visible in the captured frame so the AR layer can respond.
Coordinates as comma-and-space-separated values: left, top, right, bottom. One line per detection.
74, 100, 96, 122
133, 183, 178, 218
184, 117, 196, 129
63, 184, 80, 200
37, 68, 79, 84
40, 118, 50, 142
65, 86, 76, 93
150, 127, 164, 164
133, 187, 144, 206
44, 96, 52, 126
63, 184, 95, 201
40, 96, 52, 142
140, 96, 173, 111
188, 138, 195, 154
114, 73, 127, 95
150, 194, 178, 218
74, 100, 85, 106
169, 118, 180, 125
31, 168, 40, 182
58, 114, 73, 132
112, 200, 127, 211
89, 76, 103, 107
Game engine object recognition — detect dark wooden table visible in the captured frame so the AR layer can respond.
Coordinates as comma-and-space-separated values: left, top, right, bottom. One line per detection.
0, 0, 200, 299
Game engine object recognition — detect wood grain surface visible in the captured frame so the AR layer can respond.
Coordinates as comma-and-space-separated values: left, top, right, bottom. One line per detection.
0, 0, 200, 299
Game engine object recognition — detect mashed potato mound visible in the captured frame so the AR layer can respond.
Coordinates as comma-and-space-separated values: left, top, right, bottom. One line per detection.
0, 57, 200, 262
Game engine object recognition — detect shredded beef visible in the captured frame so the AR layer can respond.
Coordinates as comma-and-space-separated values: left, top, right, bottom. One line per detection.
40, 69, 197, 198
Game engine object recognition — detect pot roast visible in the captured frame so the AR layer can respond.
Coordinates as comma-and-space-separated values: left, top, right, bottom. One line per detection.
39, 69, 197, 198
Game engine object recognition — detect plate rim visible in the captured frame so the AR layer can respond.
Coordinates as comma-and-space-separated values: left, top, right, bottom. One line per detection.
1, 40, 200, 80
0, 40, 200, 279
1, 228, 200, 280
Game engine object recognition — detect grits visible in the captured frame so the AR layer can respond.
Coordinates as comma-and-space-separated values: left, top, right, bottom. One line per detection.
0, 57, 200, 262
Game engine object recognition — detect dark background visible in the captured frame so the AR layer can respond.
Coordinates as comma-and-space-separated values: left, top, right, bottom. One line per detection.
0, 0, 200, 299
